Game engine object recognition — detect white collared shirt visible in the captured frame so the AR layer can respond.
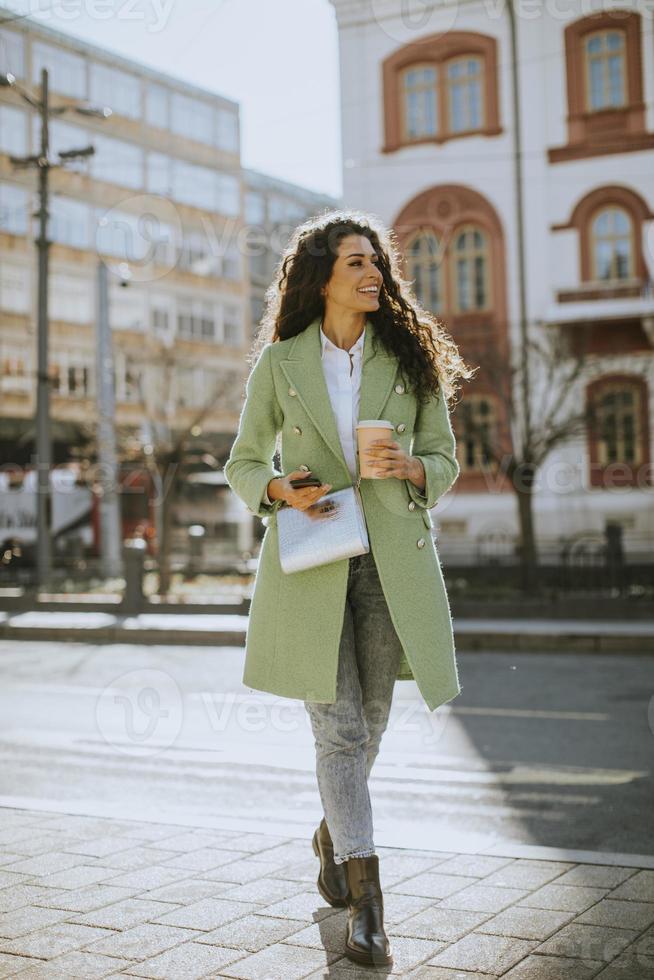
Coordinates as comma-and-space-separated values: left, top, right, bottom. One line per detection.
319, 321, 365, 485
262, 323, 366, 505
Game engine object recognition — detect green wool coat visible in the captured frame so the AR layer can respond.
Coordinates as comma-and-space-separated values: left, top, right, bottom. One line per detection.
224, 316, 462, 712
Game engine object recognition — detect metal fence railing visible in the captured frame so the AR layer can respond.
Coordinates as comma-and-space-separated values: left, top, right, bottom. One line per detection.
1, 524, 652, 600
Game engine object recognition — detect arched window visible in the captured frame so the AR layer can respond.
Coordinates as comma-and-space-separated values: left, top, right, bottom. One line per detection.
550, 11, 651, 162
590, 206, 634, 281
406, 231, 442, 312
382, 32, 500, 152
446, 56, 484, 133
453, 226, 489, 311
396, 186, 509, 493
401, 65, 438, 141
587, 375, 650, 487
584, 30, 626, 110
458, 395, 497, 472
554, 186, 652, 290
395, 184, 506, 336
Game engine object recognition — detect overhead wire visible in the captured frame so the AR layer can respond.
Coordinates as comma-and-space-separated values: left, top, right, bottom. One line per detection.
0, 2, 60, 27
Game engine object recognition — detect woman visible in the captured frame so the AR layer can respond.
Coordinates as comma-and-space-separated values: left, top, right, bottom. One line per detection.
224, 209, 473, 966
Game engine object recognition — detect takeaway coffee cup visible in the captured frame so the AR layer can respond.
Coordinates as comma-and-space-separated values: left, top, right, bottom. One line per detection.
356, 420, 395, 478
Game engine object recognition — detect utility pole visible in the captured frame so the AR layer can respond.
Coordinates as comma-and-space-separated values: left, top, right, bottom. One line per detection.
506, 0, 537, 589
2, 68, 110, 588
34, 68, 52, 587
506, 1, 531, 454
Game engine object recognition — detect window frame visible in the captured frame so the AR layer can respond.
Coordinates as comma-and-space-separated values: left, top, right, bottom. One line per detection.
90, 63, 142, 121
114, 349, 144, 404
91, 133, 144, 191
586, 374, 651, 488
446, 55, 485, 135
405, 229, 444, 313
0, 261, 30, 313
176, 295, 218, 343
0, 27, 25, 79
550, 10, 651, 163
553, 185, 652, 290
146, 83, 169, 130
583, 28, 626, 112
0, 339, 30, 394
399, 62, 439, 143
31, 41, 87, 100
589, 205, 635, 282
0, 103, 28, 157
451, 224, 491, 314
222, 303, 243, 348
0, 182, 29, 236
49, 349, 94, 399
457, 393, 498, 474
382, 31, 501, 152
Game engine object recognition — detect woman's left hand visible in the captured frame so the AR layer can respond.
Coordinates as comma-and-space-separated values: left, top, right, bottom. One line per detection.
364, 438, 420, 481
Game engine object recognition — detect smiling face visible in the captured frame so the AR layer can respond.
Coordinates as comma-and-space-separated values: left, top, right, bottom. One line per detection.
322, 234, 383, 314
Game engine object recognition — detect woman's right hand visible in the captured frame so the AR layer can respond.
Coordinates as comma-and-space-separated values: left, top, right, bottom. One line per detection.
267, 470, 332, 511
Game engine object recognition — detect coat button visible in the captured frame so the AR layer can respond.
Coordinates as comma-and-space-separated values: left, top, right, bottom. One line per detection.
299, 464, 310, 472
417, 537, 425, 548
395, 383, 405, 394
396, 422, 406, 433
293, 425, 301, 434
408, 501, 416, 511
288, 387, 297, 396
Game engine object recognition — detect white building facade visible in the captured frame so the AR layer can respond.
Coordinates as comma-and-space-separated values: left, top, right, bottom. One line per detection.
330, 0, 654, 565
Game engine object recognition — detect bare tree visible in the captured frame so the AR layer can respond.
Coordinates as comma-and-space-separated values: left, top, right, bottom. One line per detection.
128, 348, 239, 598
459, 328, 594, 590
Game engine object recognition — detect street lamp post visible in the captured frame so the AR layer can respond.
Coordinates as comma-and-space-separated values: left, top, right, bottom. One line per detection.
95, 259, 124, 580
1, 68, 111, 588
35, 69, 53, 589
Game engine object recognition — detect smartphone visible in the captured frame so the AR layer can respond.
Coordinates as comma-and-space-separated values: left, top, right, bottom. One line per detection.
289, 476, 323, 489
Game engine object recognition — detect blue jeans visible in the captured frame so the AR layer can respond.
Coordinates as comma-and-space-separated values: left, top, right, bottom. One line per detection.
304, 547, 405, 864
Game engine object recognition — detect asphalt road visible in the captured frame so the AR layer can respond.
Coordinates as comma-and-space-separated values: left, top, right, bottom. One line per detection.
0, 640, 652, 858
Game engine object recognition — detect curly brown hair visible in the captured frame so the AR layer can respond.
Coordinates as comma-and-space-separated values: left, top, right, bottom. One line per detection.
251, 208, 475, 406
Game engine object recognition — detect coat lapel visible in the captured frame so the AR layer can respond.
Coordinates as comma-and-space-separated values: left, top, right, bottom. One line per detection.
279, 316, 399, 478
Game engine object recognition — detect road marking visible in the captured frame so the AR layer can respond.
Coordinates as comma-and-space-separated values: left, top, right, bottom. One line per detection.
0, 686, 614, 723
450, 706, 610, 721
0, 730, 646, 788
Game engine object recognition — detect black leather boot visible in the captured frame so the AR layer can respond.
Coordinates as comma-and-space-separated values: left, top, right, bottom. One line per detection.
344, 853, 393, 966
311, 817, 350, 908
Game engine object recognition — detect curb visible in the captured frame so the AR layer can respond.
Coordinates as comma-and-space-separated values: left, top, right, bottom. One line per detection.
1, 796, 653, 871
0, 625, 247, 645
1, 623, 653, 652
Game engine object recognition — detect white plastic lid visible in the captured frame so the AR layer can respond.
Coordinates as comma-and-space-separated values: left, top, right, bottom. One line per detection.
356, 420, 394, 429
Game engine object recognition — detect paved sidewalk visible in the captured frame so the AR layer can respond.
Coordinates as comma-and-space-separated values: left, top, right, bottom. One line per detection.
0, 807, 653, 978
1, 611, 653, 652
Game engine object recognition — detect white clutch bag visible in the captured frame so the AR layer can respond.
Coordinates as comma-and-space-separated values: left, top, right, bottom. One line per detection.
277, 479, 369, 574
